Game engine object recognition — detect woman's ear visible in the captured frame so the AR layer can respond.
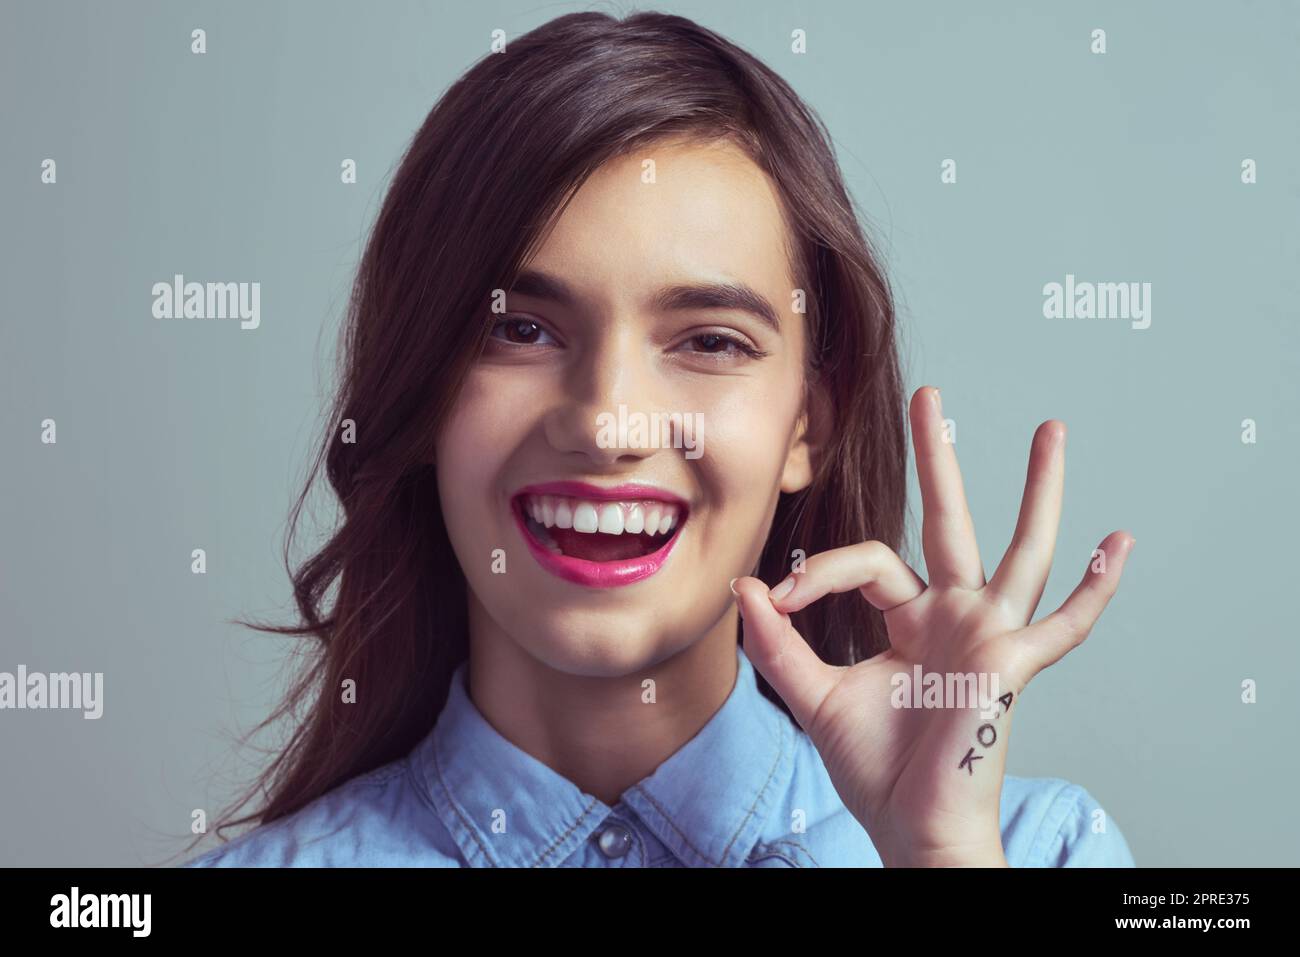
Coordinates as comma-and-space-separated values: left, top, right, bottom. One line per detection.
780, 376, 832, 494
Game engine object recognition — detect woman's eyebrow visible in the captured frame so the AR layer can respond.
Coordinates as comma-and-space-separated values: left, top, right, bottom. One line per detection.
509, 268, 782, 332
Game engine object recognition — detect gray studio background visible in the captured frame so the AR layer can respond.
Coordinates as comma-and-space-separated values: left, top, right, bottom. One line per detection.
2, 0, 1297, 866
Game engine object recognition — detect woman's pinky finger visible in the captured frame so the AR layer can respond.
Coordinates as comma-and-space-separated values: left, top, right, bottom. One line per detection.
1019, 531, 1136, 672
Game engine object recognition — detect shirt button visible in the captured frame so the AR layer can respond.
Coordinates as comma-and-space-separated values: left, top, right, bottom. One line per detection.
596, 822, 633, 858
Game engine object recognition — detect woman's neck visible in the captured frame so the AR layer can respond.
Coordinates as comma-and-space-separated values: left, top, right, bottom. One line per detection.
465, 599, 741, 806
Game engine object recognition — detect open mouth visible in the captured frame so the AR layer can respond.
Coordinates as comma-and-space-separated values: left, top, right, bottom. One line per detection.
514, 493, 684, 561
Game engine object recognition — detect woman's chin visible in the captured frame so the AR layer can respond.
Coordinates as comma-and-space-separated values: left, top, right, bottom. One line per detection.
508, 616, 688, 677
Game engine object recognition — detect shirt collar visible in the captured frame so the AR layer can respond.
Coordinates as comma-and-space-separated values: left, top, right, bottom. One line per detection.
411, 643, 794, 867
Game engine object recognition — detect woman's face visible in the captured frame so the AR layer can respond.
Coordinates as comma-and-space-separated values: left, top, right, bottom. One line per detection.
436, 136, 817, 676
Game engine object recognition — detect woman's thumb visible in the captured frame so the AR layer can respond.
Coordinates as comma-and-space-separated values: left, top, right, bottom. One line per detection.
730, 576, 838, 734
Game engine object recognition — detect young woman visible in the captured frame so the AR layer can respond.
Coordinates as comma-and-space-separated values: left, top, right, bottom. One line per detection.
185, 11, 1136, 868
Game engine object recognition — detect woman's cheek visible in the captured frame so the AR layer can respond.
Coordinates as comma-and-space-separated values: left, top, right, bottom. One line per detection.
691, 390, 798, 550
694, 385, 798, 481
435, 373, 525, 532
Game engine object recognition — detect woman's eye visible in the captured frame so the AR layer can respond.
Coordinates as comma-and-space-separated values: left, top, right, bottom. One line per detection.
489, 317, 556, 346
678, 332, 767, 359
693, 334, 730, 352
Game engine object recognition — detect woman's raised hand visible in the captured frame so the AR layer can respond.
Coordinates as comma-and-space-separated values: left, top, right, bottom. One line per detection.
731, 386, 1135, 866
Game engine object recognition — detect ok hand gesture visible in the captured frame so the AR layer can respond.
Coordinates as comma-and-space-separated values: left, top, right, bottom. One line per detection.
731, 387, 1135, 866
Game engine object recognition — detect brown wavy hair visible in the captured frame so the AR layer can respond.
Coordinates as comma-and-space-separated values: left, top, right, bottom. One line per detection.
185, 9, 909, 856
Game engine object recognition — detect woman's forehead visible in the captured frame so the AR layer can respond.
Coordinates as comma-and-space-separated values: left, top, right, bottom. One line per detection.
526, 138, 797, 307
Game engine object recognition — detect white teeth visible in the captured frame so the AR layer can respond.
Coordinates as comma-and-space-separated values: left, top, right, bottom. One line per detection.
625, 504, 645, 534
554, 499, 573, 529
528, 513, 561, 553
597, 503, 624, 534
521, 493, 682, 536
573, 502, 600, 533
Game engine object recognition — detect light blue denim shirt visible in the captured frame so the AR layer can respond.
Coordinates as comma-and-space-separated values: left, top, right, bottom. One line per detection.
185, 644, 1135, 867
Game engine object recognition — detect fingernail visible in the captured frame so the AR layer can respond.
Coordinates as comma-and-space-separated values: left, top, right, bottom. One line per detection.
769, 576, 796, 602
728, 577, 739, 596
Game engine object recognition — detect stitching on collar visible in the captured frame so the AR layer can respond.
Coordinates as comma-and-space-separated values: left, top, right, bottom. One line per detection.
632, 703, 786, 867
533, 796, 602, 867
755, 837, 821, 867
425, 728, 605, 868
430, 733, 493, 866
533, 790, 603, 868
720, 714, 785, 864
630, 784, 718, 866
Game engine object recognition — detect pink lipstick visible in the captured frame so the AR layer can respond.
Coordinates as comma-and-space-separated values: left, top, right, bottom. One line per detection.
510, 481, 688, 588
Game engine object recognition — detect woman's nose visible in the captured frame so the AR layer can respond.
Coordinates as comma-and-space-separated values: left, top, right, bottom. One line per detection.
541, 338, 662, 465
